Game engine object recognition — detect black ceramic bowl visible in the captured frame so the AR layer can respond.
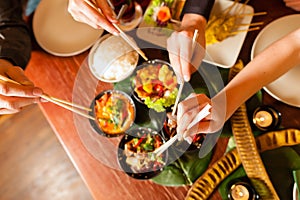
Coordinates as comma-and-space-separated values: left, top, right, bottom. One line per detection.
162, 117, 206, 152
89, 90, 136, 138
117, 127, 167, 179
131, 59, 178, 112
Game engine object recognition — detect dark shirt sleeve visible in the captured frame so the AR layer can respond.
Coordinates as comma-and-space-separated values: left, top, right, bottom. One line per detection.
0, 0, 31, 69
181, 0, 215, 21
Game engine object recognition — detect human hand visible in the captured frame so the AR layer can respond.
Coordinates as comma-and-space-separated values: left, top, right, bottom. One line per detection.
283, 0, 300, 11
0, 59, 43, 114
176, 93, 225, 139
68, 0, 119, 35
167, 14, 206, 82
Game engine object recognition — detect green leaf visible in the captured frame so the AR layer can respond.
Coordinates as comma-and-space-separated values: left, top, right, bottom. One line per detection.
177, 150, 213, 183
151, 161, 188, 186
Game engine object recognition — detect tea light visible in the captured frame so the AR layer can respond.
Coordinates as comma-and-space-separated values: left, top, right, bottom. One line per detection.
230, 184, 250, 200
252, 106, 281, 131
227, 181, 259, 200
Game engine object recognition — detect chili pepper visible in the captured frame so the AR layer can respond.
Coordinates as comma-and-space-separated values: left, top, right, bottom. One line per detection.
133, 134, 146, 148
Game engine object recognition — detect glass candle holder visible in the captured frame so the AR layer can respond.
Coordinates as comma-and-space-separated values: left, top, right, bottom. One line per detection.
252, 105, 281, 131
227, 179, 260, 200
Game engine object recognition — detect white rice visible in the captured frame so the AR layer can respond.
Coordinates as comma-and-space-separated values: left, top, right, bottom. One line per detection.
92, 35, 139, 81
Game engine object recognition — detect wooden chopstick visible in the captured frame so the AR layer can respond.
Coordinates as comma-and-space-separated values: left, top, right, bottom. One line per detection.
154, 104, 211, 157
0, 75, 94, 120
171, 29, 199, 116
84, 0, 148, 61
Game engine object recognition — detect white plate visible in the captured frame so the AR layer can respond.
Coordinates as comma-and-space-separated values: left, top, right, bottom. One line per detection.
204, 0, 253, 68
33, 0, 103, 56
251, 14, 300, 107
136, 0, 253, 68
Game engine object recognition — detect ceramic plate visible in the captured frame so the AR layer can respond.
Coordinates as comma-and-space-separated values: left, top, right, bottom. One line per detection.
251, 14, 300, 107
136, 0, 253, 68
33, 0, 103, 56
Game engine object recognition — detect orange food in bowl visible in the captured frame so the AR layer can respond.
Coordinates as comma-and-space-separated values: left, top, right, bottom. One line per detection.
94, 91, 135, 135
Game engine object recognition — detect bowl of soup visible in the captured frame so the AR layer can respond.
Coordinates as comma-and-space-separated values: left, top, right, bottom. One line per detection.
90, 90, 136, 137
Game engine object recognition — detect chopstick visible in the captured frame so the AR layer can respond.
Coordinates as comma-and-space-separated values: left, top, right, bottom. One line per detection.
0, 75, 95, 120
153, 104, 211, 157
84, 0, 148, 61
171, 29, 199, 116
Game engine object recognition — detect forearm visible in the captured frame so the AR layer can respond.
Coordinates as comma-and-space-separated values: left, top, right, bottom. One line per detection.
216, 28, 300, 120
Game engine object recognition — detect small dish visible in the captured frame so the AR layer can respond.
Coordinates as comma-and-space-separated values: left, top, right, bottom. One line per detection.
89, 90, 136, 137
88, 34, 139, 83
117, 127, 167, 179
131, 59, 178, 112
118, 2, 144, 31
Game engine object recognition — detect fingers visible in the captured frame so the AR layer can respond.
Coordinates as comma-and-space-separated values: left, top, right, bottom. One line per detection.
167, 32, 182, 80
167, 30, 205, 82
0, 95, 41, 114
5, 66, 34, 86
68, 0, 118, 35
0, 81, 43, 97
177, 93, 210, 120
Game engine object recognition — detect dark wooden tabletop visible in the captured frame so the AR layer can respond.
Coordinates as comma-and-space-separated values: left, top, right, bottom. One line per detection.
25, 0, 300, 199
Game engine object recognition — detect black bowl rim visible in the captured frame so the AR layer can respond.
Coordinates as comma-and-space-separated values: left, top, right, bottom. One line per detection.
131, 59, 178, 106
117, 127, 168, 180
89, 89, 136, 138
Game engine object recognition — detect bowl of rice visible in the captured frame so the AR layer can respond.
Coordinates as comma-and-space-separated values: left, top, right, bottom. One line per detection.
88, 34, 139, 83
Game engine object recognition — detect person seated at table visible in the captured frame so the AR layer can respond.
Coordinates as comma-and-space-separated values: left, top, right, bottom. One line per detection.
68, 0, 215, 82
176, 27, 300, 140
0, 0, 44, 114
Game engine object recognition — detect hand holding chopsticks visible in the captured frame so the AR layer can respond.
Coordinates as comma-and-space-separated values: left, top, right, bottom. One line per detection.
0, 75, 95, 120
84, 0, 148, 61
153, 104, 211, 157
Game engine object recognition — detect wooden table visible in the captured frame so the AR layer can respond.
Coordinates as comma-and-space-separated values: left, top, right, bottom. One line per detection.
25, 1, 300, 199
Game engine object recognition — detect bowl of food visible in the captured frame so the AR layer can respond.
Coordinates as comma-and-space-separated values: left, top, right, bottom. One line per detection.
88, 34, 139, 83
162, 115, 206, 152
90, 90, 136, 137
117, 127, 167, 179
131, 59, 178, 112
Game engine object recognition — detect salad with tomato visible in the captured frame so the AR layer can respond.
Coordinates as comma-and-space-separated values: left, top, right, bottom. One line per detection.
133, 62, 178, 112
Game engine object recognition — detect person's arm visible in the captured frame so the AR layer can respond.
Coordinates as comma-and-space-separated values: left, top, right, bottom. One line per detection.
177, 28, 300, 137
0, 1, 43, 114
167, 0, 215, 82
220, 28, 300, 120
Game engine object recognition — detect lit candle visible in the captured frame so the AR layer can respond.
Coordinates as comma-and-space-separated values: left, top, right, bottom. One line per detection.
253, 110, 273, 128
252, 106, 281, 131
228, 181, 259, 200
230, 184, 250, 200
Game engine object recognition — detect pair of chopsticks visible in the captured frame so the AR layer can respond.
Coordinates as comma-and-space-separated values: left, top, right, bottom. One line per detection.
153, 103, 211, 157
0, 75, 95, 120
84, 0, 148, 61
